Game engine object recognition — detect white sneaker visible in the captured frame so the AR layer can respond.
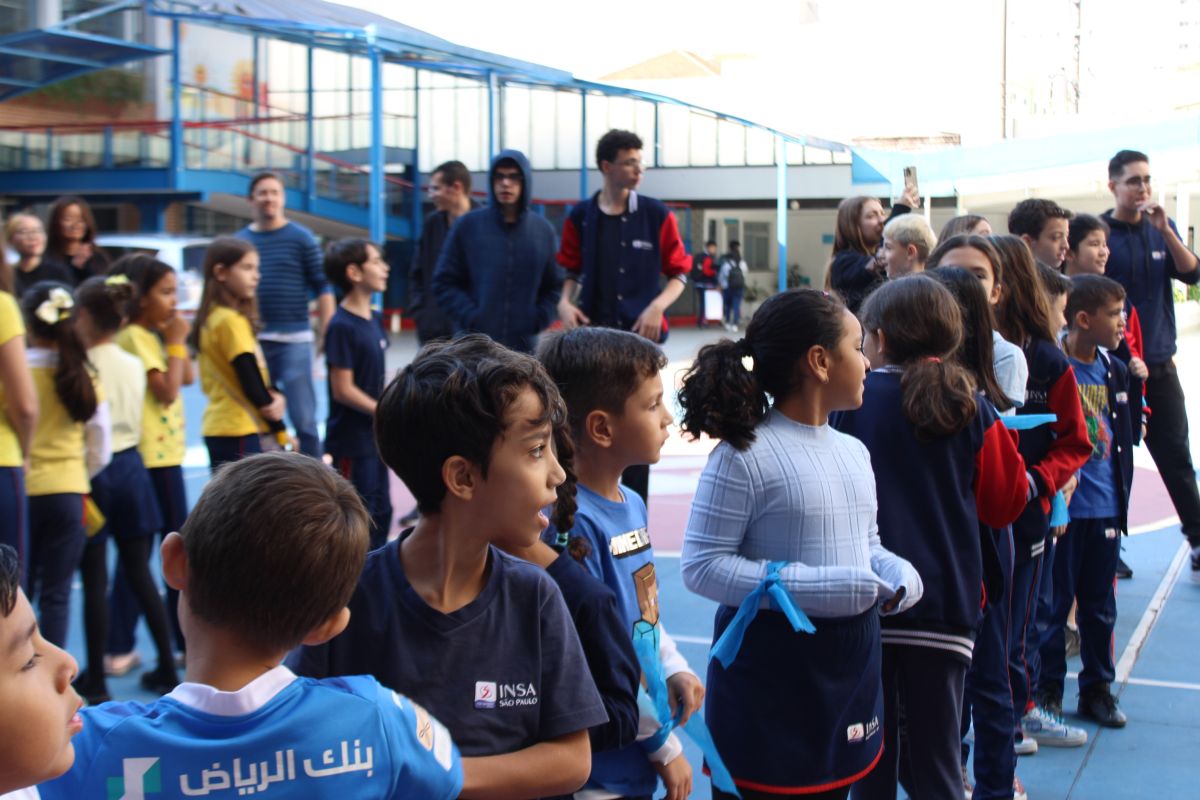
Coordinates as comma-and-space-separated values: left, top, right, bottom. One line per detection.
1021, 704, 1087, 747
961, 763, 973, 799
1014, 734, 1038, 756
1013, 774, 1029, 800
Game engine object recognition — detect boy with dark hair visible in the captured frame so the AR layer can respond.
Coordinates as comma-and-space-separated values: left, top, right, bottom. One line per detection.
291, 335, 605, 798
323, 238, 393, 548
0, 543, 82, 798
538, 327, 705, 800
1101, 149, 1200, 583
557, 128, 692, 344
39, 453, 465, 799
1008, 198, 1073, 269
409, 160, 476, 346
692, 240, 719, 327
1035, 276, 1142, 729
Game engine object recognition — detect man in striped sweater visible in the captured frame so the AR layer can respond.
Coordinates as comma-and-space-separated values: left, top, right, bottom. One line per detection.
236, 172, 334, 458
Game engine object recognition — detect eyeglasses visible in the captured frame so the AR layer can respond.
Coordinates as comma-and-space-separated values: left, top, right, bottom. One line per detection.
1122, 176, 1151, 189
494, 171, 523, 184
10, 228, 44, 237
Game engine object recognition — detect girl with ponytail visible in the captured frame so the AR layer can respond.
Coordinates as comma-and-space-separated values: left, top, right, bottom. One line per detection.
680, 288, 922, 799
833, 275, 1028, 800
21, 281, 110, 649
71, 275, 179, 704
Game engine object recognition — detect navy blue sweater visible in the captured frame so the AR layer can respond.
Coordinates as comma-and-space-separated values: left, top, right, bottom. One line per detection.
234, 221, 328, 334
834, 370, 1027, 662
1101, 211, 1200, 364
432, 150, 561, 353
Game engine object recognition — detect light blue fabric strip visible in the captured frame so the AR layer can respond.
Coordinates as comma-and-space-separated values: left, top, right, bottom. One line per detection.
709, 561, 816, 670
1050, 490, 1070, 526
1000, 413, 1057, 430
633, 623, 741, 797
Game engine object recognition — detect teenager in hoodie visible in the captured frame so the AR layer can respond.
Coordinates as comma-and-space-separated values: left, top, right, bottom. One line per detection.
432, 150, 560, 354
1100, 149, 1200, 583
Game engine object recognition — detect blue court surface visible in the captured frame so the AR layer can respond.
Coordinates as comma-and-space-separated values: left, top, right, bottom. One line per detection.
62, 326, 1200, 799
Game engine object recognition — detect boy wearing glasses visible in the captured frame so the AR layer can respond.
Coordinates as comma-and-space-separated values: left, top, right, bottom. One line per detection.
556, 129, 692, 345
432, 150, 560, 354
1101, 149, 1200, 583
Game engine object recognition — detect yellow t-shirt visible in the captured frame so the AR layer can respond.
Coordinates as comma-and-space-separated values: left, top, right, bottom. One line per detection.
26, 351, 105, 496
88, 342, 144, 453
117, 324, 187, 467
199, 306, 270, 438
0, 292, 26, 467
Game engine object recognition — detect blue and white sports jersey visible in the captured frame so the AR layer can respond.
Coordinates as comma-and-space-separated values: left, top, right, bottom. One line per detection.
39, 667, 462, 799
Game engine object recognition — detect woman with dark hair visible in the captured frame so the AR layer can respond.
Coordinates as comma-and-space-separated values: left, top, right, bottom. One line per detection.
41, 196, 110, 286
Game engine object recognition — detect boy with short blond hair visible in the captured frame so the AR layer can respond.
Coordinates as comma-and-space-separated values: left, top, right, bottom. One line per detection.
38, 454, 464, 799
538, 327, 705, 800
881, 214, 937, 278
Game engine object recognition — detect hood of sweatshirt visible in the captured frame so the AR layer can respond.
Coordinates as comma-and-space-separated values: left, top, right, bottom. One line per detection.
489, 149, 533, 219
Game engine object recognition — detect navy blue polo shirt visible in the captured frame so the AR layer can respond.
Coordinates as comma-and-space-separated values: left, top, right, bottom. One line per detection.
287, 538, 608, 757
324, 307, 387, 459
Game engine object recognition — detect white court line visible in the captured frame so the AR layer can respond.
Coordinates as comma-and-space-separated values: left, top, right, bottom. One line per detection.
1116, 540, 1188, 685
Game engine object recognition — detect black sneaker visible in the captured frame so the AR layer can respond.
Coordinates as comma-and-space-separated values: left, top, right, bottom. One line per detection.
1078, 684, 1126, 728
1037, 684, 1064, 719
1115, 556, 1133, 580
1191, 544, 1200, 585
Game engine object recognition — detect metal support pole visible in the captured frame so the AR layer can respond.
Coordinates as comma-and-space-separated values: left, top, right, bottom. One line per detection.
653, 102, 661, 168
776, 136, 788, 294
169, 19, 183, 187
252, 35, 260, 117
486, 70, 498, 162
306, 46, 316, 208
410, 69, 422, 244
368, 46, 385, 244
579, 89, 588, 200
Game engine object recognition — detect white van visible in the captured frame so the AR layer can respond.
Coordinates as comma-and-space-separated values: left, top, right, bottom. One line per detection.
95, 234, 210, 315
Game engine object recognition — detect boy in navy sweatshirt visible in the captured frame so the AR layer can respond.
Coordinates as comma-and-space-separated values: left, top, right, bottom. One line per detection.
1036, 276, 1142, 729
323, 239, 392, 549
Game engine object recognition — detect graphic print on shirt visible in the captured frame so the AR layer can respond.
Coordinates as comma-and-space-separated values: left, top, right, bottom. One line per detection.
633, 562, 660, 628
1077, 382, 1111, 462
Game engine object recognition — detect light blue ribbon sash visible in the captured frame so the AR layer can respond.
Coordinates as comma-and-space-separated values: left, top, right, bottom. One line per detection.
709, 561, 816, 670
633, 621, 741, 797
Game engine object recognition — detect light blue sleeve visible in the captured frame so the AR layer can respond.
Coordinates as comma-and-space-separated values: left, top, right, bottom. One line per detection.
376, 684, 463, 800
680, 442, 891, 617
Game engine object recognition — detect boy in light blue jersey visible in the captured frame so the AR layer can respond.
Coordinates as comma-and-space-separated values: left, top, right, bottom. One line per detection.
37, 453, 464, 800
539, 327, 704, 800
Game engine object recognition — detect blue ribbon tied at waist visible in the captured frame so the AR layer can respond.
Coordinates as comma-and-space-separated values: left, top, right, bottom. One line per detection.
709, 561, 816, 670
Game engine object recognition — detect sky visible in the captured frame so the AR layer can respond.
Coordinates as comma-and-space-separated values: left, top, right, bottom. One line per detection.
335, 0, 1193, 144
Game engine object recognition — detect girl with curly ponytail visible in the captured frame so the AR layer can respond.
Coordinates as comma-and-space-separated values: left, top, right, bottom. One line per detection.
833, 275, 1029, 800
680, 288, 922, 798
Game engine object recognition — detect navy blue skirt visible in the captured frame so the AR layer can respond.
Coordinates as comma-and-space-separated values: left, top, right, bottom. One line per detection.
706, 606, 883, 794
90, 447, 163, 542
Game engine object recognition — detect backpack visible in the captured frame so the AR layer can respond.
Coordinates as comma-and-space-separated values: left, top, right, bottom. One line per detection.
724, 256, 745, 290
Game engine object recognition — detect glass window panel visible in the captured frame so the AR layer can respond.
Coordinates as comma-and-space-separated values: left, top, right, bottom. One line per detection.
658, 104, 690, 167
688, 111, 717, 166
746, 127, 775, 165
555, 90, 582, 170
717, 119, 745, 166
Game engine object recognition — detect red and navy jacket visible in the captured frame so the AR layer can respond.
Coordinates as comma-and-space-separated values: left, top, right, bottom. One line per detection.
1012, 339, 1092, 563
557, 191, 691, 338
833, 370, 1027, 663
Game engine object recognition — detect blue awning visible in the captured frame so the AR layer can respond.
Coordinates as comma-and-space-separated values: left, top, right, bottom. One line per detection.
0, 27, 167, 101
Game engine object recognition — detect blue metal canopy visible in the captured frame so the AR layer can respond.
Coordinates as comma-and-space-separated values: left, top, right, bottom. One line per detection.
0, 25, 167, 102
145, 0, 577, 85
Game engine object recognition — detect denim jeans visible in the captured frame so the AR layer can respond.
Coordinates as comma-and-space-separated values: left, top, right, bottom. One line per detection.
260, 339, 321, 458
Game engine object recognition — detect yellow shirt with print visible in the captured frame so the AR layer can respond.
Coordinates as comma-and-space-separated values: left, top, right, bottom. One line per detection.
27, 359, 104, 496
199, 306, 270, 438
117, 324, 186, 467
0, 293, 26, 467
